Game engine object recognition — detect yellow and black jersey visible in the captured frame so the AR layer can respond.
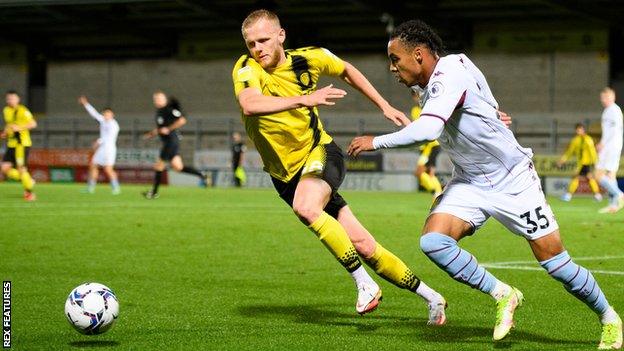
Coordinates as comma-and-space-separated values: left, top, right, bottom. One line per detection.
3, 104, 34, 147
232, 46, 344, 182
561, 134, 597, 167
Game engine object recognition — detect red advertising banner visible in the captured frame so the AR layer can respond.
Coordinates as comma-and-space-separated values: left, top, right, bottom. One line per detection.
0, 148, 166, 184
74, 166, 166, 184
28, 149, 92, 167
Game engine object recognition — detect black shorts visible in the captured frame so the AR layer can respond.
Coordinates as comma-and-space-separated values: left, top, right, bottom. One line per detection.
578, 165, 592, 176
426, 145, 441, 168
2, 146, 30, 167
160, 140, 180, 161
271, 141, 347, 219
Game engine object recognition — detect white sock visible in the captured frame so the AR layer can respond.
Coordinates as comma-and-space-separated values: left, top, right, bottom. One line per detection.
601, 306, 620, 324
415, 281, 443, 305
350, 266, 375, 286
489, 280, 512, 301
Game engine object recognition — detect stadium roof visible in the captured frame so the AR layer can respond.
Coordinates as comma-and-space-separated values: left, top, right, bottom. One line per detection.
0, 0, 622, 59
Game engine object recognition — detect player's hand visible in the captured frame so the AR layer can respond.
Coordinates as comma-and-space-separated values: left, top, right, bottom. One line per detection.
143, 129, 157, 140
382, 105, 411, 126
158, 127, 170, 135
78, 95, 88, 105
302, 84, 346, 107
0, 130, 5, 139
596, 142, 603, 153
8, 124, 20, 132
347, 135, 375, 157
497, 110, 512, 128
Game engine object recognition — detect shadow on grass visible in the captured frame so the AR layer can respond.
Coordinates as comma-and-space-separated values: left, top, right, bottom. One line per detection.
238, 303, 595, 347
69, 340, 120, 348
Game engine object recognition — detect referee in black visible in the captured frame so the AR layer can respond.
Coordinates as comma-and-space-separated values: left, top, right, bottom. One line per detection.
143, 90, 208, 199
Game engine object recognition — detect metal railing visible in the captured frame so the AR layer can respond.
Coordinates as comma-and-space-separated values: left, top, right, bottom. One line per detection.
26, 115, 601, 155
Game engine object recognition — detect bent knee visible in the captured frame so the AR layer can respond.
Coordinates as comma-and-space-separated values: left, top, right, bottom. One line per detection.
352, 238, 376, 258
293, 204, 322, 224
420, 232, 454, 254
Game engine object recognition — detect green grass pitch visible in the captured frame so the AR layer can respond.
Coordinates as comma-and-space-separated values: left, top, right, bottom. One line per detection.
1, 183, 622, 350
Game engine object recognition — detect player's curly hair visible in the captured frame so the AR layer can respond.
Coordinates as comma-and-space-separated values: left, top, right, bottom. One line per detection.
390, 20, 445, 56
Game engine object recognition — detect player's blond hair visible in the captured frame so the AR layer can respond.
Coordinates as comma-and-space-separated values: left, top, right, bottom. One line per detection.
241, 9, 281, 35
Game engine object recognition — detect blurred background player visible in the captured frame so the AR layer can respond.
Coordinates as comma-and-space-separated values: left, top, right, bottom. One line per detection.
0, 91, 37, 201
234, 9, 446, 321
411, 90, 442, 197
595, 87, 624, 213
557, 123, 601, 202
231, 132, 246, 187
79, 95, 121, 195
142, 90, 209, 199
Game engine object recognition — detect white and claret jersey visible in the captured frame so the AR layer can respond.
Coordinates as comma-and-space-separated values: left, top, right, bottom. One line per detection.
418, 54, 533, 190
85, 103, 119, 147
600, 103, 623, 151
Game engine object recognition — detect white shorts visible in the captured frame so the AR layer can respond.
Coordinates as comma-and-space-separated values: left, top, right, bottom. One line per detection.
597, 147, 622, 172
92, 145, 117, 166
430, 170, 559, 241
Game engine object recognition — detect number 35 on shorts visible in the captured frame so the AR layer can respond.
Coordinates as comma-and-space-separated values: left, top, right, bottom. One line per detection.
519, 205, 555, 235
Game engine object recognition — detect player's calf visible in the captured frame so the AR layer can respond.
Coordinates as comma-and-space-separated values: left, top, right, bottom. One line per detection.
540, 250, 622, 349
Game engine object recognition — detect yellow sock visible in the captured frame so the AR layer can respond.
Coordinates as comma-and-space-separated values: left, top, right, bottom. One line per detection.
431, 175, 442, 194
419, 172, 434, 192
21, 171, 34, 191
308, 212, 361, 272
589, 178, 600, 194
364, 243, 420, 291
6, 168, 20, 181
568, 177, 579, 193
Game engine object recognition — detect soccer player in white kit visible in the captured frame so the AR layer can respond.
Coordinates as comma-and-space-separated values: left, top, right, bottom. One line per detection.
79, 96, 121, 194
348, 20, 622, 349
595, 87, 624, 213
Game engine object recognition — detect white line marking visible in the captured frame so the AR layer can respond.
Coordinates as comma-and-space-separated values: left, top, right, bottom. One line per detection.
482, 264, 624, 276
484, 255, 624, 266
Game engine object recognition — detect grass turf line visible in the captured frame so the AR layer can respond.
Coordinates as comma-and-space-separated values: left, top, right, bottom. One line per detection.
0, 183, 622, 350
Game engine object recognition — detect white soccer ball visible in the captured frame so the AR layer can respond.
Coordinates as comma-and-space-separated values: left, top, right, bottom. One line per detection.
64, 282, 119, 335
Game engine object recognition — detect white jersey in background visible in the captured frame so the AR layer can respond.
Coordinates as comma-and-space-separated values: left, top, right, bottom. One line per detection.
85, 103, 119, 166
597, 103, 623, 172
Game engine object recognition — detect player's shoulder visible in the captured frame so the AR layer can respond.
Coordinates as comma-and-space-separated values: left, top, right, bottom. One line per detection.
287, 46, 339, 62
286, 46, 321, 56
233, 54, 263, 81
435, 54, 470, 76
233, 54, 261, 72
17, 104, 33, 118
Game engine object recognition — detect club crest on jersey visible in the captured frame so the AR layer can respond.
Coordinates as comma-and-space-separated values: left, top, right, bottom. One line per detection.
430, 81, 444, 98
298, 71, 312, 88
157, 117, 164, 124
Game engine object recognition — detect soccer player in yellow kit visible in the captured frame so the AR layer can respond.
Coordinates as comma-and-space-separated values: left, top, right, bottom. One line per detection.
410, 90, 443, 197
1, 91, 37, 201
232, 9, 447, 323
557, 123, 602, 202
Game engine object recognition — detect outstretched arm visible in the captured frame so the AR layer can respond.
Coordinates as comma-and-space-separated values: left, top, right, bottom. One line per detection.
237, 84, 346, 116
79, 96, 104, 123
341, 61, 410, 126
348, 116, 445, 156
